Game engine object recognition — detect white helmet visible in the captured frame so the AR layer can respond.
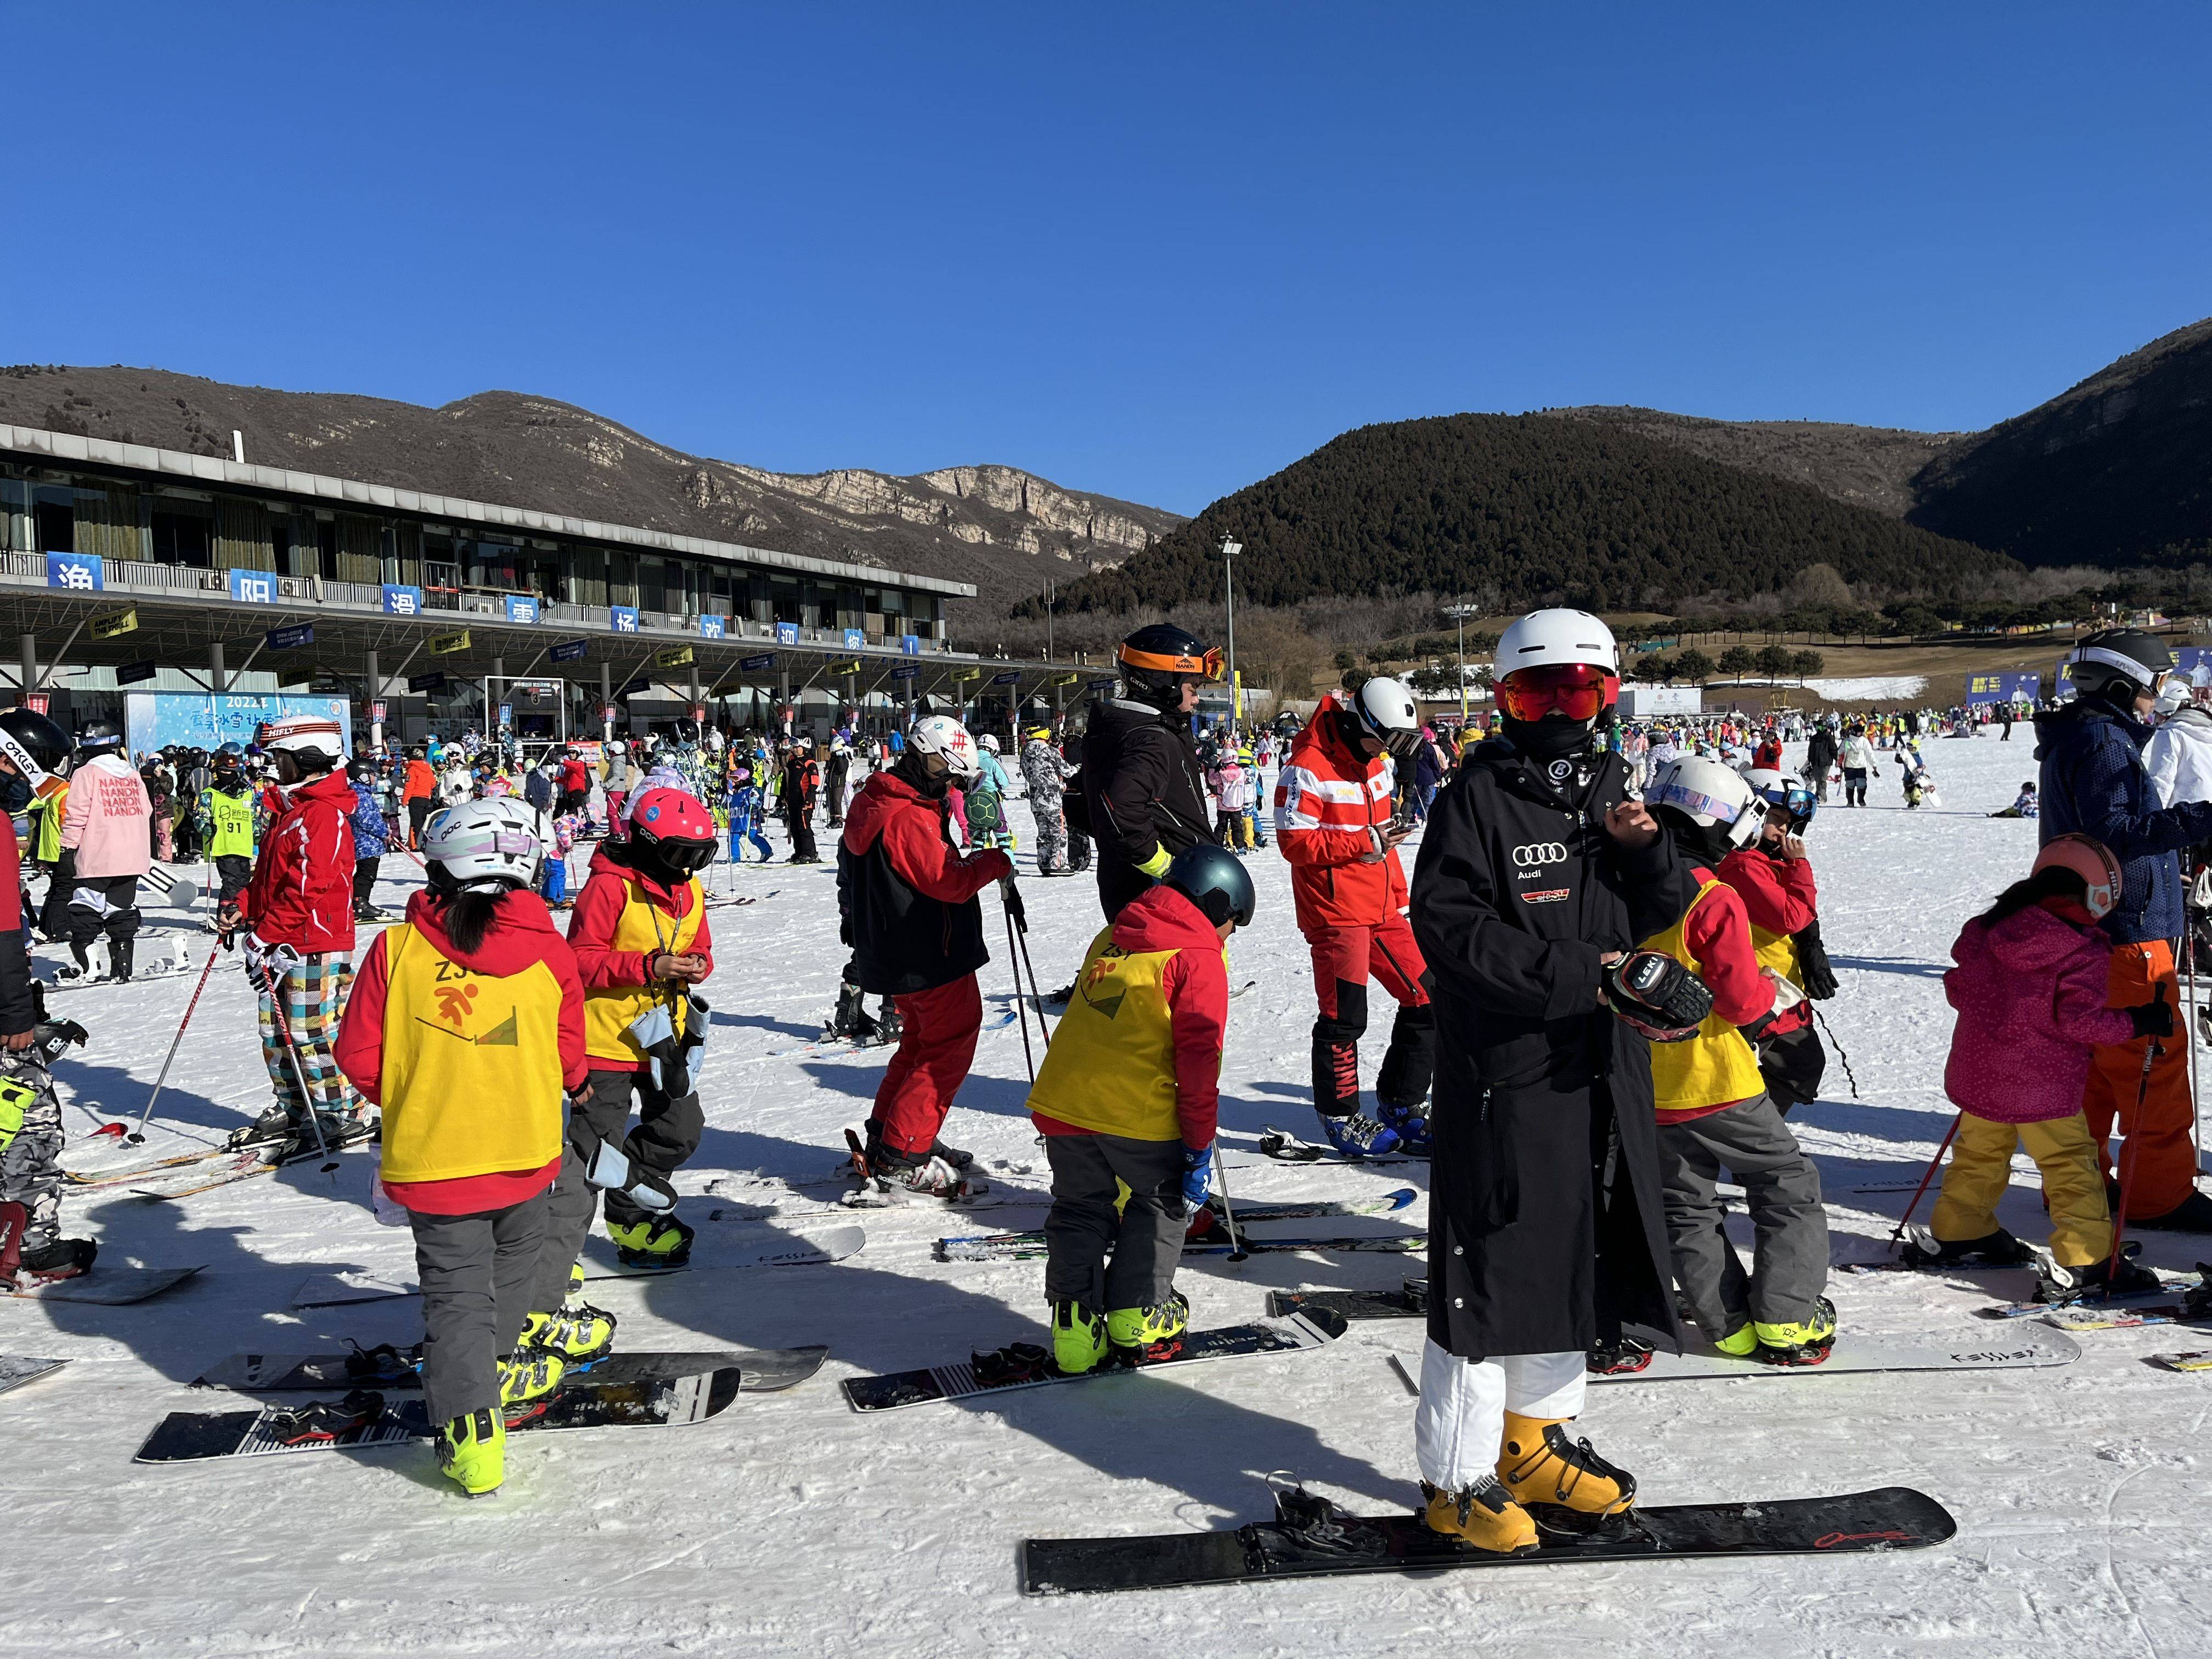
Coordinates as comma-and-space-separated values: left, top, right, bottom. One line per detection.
1351, 676, 1421, 758
978, 733, 1001, 753
909, 715, 981, 782
422, 797, 544, 890
1494, 608, 1620, 676
1647, 754, 1762, 850
262, 714, 346, 770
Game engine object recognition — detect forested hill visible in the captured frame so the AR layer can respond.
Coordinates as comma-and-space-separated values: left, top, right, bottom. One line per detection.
1040, 413, 2013, 616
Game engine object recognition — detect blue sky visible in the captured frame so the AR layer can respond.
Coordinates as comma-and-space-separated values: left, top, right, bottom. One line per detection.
6, 4, 2208, 516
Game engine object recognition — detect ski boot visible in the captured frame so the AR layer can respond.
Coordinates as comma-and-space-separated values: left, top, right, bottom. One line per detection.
1752, 1297, 1838, 1366
1714, 1323, 1760, 1357
929, 1138, 975, 1172
1419, 1476, 1539, 1555
1898, 1224, 2033, 1268
875, 1000, 902, 1045
436, 1406, 506, 1497
228, 1103, 299, 1150
2134, 1190, 2212, 1233
1376, 1098, 1432, 1156
854, 1130, 984, 1201
498, 1346, 567, 1422
15, 1236, 97, 1283
108, 939, 134, 986
1041, 980, 1076, 1011
1586, 1334, 1655, 1375
520, 1303, 617, 1363
1496, 1413, 1638, 1533
2040, 1253, 2162, 1304
1314, 1110, 1402, 1160
1105, 1291, 1189, 1365
268, 1387, 387, 1447
606, 1214, 695, 1271
824, 979, 878, 1043
1051, 1300, 1109, 1376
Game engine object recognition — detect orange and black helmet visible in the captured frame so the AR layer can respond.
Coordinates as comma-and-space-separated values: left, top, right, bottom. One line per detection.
1117, 623, 1222, 684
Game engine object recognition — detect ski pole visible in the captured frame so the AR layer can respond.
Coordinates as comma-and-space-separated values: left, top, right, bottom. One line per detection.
2106, 1028, 2164, 1290
2188, 926, 2203, 1175
1887, 1112, 1960, 1250
1210, 1143, 1249, 1264
122, 947, 224, 1144
252, 954, 338, 1173
1003, 901, 1037, 1086
1005, 891, 1054, 1036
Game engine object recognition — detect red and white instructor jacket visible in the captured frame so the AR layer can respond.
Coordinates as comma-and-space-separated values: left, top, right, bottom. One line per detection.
1273, 690, 1407, 935
237, 769, 357, 956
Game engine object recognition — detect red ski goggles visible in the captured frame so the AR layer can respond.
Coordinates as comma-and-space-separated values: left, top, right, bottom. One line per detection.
1496, 663, 1620, 723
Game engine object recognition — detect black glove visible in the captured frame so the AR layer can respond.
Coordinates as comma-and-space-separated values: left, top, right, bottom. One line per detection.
2129, 993, 2175, 1040
1000, 876, 1026, 931
1793, 918, 1839, 1001
1601, 951, 1714, 1042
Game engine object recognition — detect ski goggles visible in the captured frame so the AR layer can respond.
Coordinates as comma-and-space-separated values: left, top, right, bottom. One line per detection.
1754, 780, 1818, 833
1118, 644, 1225, 682
1496, 663, 1620, 724
0, 729, 68, 805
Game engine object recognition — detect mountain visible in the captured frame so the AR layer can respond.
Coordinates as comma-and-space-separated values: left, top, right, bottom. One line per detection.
1904, 317, 2212, 567
1041, 411, 2012, 618
0, 365, 1183, 617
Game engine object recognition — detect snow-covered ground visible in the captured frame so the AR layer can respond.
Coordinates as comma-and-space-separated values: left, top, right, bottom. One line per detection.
8, 727, 2210, 1657
1797, 674, 1929, 701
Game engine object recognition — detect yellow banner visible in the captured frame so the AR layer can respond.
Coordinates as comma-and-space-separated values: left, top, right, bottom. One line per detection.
429, 630, 472, 655
656, 646, 697, 669
90, 607, 139, 640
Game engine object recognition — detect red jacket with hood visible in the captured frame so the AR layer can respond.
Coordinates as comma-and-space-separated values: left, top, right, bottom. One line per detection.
565, 842, 716, 1070
238, 768, 357, 954
1273, 691, 1406, 933
1717, 845, 1818, 1034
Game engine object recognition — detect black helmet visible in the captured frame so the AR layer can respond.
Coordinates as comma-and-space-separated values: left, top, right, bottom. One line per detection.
2067, 629, 2175, 703
0, 708, 74, 811
1116, 624, 1221, 713
1163, 842, 1256, 929
212, 749, 242, 777
76, 716, 125, 755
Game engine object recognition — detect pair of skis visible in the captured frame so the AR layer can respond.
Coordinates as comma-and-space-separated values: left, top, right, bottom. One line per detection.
932, 1188, 1421, 1262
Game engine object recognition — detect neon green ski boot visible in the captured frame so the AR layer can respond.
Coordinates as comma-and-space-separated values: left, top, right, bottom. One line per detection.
1105, 1291, 1190, 1364
520, 1303, 617, 1362
436, 1406, 506, 1497
1051, 1300, 1109, 1375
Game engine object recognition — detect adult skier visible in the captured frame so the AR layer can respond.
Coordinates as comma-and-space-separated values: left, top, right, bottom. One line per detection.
0, 709, 95, 1281
1276, 676, 1435, 1158
1020, 726, 1078, 874
1836, 723, 1875, 808
55, 718, 152, 984
1406, 608, 1696, 1555
838, 715, 1011, 1195
782, 739, 821, 864
2038, 629, 2212, 1229
221, 714, 365, 1149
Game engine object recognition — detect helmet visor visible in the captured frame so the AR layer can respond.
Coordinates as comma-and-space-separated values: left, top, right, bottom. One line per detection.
1496, 663, 1619, 724
649, 835, 717, 874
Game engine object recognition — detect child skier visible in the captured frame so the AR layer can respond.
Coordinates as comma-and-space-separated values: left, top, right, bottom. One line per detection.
1914, 834, 2167, 1295
198, 750, 258, 911
1642, 755, 1833, 1363
1724, 770, 1831, 1114
1206, 748, 1254, 850
333, 797, 593, 1497
1028, 844, 1251, 1371
550, 787, 717, 1271
966, 735, 1015, 853
347, 760, 390, 922
1989, 782, 2039, 820
727, 771, 774, 862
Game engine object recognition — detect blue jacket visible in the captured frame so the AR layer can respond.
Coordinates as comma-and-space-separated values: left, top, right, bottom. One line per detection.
348, 781, 390, 859
2035, 696, 2212, 945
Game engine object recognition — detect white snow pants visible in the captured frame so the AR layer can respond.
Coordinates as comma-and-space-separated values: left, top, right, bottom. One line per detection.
1414, 1340, 1584, 1489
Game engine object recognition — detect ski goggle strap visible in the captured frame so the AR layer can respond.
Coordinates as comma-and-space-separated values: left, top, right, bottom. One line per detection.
1495, 663, 1620, 723
0, 730, 67, 804
1119, 644, 1225, 681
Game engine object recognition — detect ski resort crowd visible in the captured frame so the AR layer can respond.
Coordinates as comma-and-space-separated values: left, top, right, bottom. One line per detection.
2, 611, 2210, 1531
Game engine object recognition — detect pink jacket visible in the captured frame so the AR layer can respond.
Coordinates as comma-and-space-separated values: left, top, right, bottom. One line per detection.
60, 754, 153, 879
1943, 899, 2136, 1123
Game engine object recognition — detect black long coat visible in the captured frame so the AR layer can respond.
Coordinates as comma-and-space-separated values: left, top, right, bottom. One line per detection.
1408, 739, 1697, 1360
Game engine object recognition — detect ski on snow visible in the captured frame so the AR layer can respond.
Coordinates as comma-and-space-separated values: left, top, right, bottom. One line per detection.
1252, 1124, 1428, 1166
137, 1366, 751, 1464
5, 1266, 203, 1305
0, 1357, 70, 1395
193, 1344, 827, 1393
842, 1308, 1348, 1412
935, 1189, 1420, 1261
1018, 1482, 1956, 1594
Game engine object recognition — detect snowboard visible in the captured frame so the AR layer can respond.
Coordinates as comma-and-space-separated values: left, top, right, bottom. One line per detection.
2149, 1351, 2212, 1372
137, 1366, 748, 1463
5, 1266, 202, 1304
937, 1189, 1420, 1261
1018, 1483, 1956, 1594
1980, 1274, 2199, 1320
1267, 1285, 1427, 1322
842, 1308, 1348, 1412
2041, 1302, 2204, 1332
1253, 1124, 1428, 1166
289, 1226, 864, 1309
0, 1357, 70, 1395
193, 1344, 827, 1393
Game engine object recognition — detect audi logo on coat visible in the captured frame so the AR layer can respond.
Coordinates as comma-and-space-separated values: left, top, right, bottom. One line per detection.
1513, 842, 1567, 866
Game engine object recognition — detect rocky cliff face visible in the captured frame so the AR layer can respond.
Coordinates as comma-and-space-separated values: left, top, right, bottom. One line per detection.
0, 366, 1184, 619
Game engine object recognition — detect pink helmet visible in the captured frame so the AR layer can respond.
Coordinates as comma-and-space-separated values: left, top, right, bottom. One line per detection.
2031, 833, 2121, 919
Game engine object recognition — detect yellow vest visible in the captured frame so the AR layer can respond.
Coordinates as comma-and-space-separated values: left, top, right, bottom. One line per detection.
377, 923, 566, 1182
583, 878, 704, 1065
1747, 919, 1803, 991
29, 788, 63, 864
1025, 925, 1217, 1142
1641, 879, 1767, 1113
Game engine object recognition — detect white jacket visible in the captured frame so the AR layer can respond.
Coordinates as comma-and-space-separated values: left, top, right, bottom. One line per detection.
2147, 706, 2212, 808
1838, 736, 1876, 770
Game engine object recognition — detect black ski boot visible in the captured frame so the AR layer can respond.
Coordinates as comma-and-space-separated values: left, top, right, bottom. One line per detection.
875, 999, 902, 1044
108, 938, 134, 986
228, 1103, 299, 1149
824, 980, 879, 1044
1898, 1225, 2033, 1268
2036, 1248, 2160, 1305
2134, 1190, 2212, 1233
16, 1236, 97, 1282
54, 943, 93, 984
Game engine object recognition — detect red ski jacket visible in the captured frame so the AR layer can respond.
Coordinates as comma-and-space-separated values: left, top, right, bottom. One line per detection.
1717, 846, 1818, 1034
1273, 692, 1406, 934
238, 769, 357, 955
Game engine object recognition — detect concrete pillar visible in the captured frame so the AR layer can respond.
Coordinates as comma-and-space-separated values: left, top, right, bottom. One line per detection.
16, 634, 33, 702
365, 650, 382, 753
778, 664, 792, 736
600, 663, 613, 742
210, 641, 227, 695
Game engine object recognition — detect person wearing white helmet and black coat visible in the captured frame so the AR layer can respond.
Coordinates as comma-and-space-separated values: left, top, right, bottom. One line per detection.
1404, 608, 1700, 1557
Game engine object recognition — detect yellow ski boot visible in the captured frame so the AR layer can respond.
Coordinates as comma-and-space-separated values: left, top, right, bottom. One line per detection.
520, 1303, 617, 1363
498, 1346, 567, 1425
1714, 1324, 1759, 1357
1105, 1291, 1190, 1364
436, 1406, 506, 1497
1497, 1412, 1638, 1532
1052, 1300, 1109, 1375
1752, 1296, 1837, 1367
606, 1214, 695, 1271
1419, 1477, 1539, 1554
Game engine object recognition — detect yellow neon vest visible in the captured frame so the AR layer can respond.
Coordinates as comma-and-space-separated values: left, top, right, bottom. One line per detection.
376, 923, 566, 1182
201, 786, 256, 860
1025, 924, 1217, 1142
29, 788, 63, 864
1747, 919, 1803, 991
583, 879, 704, 1065
1641, 879, 1767, 1113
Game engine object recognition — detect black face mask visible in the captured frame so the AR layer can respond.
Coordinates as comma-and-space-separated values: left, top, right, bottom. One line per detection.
1502, 714, 1593, 761
0, 772, 29, 815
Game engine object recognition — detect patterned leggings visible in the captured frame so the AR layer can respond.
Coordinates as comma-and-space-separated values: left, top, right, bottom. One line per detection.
258, 952, 359, 1118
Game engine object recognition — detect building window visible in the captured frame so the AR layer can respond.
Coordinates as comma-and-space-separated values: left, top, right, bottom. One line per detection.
151, 510, 213, 567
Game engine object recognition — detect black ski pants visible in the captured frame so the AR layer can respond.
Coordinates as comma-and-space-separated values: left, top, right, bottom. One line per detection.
528, 1066, 704, 1312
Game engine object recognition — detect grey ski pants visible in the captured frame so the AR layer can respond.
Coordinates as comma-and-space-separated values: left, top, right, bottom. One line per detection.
1043, 1132, 1187, 1313
408, 1192, 549, 1425
528, 1067, 703, 1313
1658, 1092, 1828, 1341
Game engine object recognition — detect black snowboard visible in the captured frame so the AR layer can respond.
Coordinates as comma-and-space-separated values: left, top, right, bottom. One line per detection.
191, 1345, 827, 1393
1267, 1284, 1426, 1322
1020, 1483, 1956, 1594
138, 1367, 746, 1463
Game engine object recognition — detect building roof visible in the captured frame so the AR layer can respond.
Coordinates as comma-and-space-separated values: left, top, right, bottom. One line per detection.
0, 421, 977, 600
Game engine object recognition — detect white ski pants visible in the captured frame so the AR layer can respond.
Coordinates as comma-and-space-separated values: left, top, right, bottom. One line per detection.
1414, 1340, 1584, 1489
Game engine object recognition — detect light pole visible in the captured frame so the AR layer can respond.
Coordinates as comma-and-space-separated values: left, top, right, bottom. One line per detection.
1442, 601, 1481, 726
1221, 534, 1244, 731
1043, 578, 1054, 661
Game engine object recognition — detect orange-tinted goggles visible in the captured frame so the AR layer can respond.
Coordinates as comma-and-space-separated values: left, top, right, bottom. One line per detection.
1496, 663, 1619, 723
1120, 645, 1225, 682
